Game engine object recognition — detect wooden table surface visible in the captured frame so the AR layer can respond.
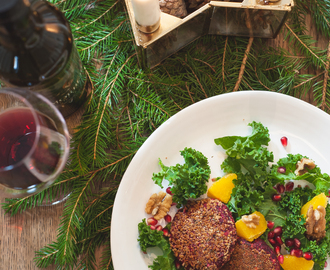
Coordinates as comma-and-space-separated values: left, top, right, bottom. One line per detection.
0, 16, 328, 270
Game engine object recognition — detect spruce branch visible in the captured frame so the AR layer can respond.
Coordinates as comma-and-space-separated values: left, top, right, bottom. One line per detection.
93, 52, 137, 160
284, 22, 326, 67
322, 41, 330, 110
185, 82, 195, 103
233, 37, 254, 91
81, 20, 127, 52
179, 58, 208, 98
222, 36, 228, 92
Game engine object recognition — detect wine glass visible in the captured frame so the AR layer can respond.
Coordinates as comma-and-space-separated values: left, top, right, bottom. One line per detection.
0, 88, 70, 198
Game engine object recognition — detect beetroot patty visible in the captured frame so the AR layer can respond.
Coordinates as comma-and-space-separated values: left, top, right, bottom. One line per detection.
170, 198, 237, 270
221, 237, 281, 270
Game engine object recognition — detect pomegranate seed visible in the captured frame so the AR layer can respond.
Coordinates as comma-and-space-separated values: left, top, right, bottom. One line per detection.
285, 181, 294, 192
156, 225, 163, 231
303, 252, 313, 260
276, 184, 285, 194
274, 245, 281, 255
275, 235, 283, 245
143, 251, 147, 254
278, 254, 284, 264
268, 231, 275, 239
277, 167, 286, 174
296, 249, 303, 258
293, 238, 301, 248
297, 185, 302, 188
164, 214, 172, 223
171, 202, 177, 206
285, 239, 294, 247
280, 136, 288, 147
269, 239, 277, 246
325, 261, 328, 268
175, 259, 182, 269
166, 187, 173, 195
272, 194, 281, 202
211, 178, 217, 182
273, 226, 283, 236
147, 217, 158, 226
162, 228, 170, 237
267, 221, 275, 229
150, 225, 156, 230
290, 248, 303, 257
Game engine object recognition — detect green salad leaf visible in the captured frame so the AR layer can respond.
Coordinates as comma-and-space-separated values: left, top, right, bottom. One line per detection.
148, 237, 184, 270
270, 154, 330, 195
137, 219, 165, 253
137, 221, 183, 270
215, 121, 273, 178
215, 121, 330, 270
152, 147, 211, 207
215, 122, 276, 218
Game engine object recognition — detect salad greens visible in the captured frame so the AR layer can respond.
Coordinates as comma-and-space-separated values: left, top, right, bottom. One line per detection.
152, 147, 211, 207
215, 121, 330, 270
138, 121, 330, 270
271, 154, 330, 195
138, 221, 184, 270
138, 219, 165, 253
214, 121, 277, 218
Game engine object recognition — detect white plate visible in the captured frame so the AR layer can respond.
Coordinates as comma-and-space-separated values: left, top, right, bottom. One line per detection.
111, 91, 330, 270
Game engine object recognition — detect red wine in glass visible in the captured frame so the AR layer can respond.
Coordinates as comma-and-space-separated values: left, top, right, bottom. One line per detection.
0, 108, 61, 189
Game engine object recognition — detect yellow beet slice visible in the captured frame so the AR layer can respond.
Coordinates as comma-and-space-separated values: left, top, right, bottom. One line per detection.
280, 255, 314, 270
235, 211, 267, 242
301, 193, 328, 218
207, 173, 237, 203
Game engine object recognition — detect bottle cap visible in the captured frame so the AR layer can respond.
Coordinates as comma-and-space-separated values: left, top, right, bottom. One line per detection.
0, 0, 30, 23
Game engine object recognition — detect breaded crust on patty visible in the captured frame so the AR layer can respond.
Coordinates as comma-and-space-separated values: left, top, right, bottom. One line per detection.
221, 237, 281, 270
170, 198, 237, 270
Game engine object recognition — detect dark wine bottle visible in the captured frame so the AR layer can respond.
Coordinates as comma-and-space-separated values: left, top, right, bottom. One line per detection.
0, 0, 88, 117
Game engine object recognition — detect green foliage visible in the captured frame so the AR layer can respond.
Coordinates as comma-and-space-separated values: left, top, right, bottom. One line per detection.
215, 121, 273, 178
148, 237, 183, 270
270, 154, 330, 194
138, 219, 165, 253
1, 0, 330, 268
216, 122, 277, 218
152, 147, 211, 207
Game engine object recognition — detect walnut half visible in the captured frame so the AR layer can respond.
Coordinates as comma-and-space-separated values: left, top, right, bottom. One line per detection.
241, 213, 260, 229
295, 158, 316, 176
305, 205, 326, 241
145, 191, 172, 220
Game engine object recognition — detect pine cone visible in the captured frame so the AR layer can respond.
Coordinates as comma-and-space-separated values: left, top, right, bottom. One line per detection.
159, 0, 187, 18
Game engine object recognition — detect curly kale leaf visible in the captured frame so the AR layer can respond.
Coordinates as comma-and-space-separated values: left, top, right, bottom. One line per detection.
228, 173, 268, 219
215, 121, 273, 181
278, 186, 312, 215
281, 214, 306, 239
152, 147, 211, 207
214, 121, 271, 150
148, 237, 184, 270
270, 154, 330, 194
258, 185, 287, 228
302, 240, 330, 270
137, 219, 165, 253
215, 122, 275, 218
